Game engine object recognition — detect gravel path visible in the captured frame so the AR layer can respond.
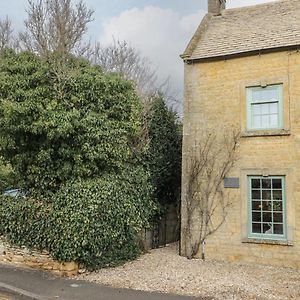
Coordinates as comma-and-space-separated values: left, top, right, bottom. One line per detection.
76, 244, 300, 300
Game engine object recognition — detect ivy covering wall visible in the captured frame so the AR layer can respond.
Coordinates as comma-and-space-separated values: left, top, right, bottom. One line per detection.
0, 50, 181, 269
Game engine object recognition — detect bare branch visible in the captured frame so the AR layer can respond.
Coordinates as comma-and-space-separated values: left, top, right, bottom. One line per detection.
0, 17, 18, 51
184, 129, 240, 259
19, 0, 94, 58
89, 39, 158, 100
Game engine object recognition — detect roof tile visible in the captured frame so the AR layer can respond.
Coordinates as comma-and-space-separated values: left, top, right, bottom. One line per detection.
186, 0, 300, 60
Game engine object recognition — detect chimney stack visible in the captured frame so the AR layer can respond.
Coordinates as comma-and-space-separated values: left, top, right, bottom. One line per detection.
208, 0, 226, 15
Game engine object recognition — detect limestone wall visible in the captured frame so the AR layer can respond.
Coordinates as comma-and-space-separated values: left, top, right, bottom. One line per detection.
181, 50, 300, 268
0, 239, 78, 276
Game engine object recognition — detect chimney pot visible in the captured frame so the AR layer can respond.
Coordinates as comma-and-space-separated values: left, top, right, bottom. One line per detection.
208, 0, 226, 15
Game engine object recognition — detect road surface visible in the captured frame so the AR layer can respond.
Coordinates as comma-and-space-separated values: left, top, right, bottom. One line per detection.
0, 264, 209, 300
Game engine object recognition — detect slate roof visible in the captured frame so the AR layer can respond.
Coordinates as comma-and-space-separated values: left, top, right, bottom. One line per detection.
182, 0, 300, 61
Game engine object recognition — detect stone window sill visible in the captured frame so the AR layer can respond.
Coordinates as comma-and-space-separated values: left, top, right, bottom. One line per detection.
241, 129, 291, 138
242, 238, 293, 246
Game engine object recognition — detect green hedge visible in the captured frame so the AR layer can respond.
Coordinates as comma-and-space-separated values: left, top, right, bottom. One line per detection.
0, 197, 50, 249
0, 168, 157, 269
0, 50, 143, 196
0, 161, 16, 192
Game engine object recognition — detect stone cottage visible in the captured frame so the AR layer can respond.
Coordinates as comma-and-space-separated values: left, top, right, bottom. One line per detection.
180, 0, 300, 268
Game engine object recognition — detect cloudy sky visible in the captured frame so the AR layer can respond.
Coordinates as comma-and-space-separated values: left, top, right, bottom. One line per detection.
0, 0, 275, 112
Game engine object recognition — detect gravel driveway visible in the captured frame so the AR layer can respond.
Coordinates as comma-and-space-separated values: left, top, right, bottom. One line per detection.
77, 244, 300, 300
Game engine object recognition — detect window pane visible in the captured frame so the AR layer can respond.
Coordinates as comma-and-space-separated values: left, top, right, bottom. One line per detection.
252, 179, 261, 188
252, 223, 261, 233
253, 115, 261, 128
274, 224, 283, 235
261, 103, 269, 114
262, 201, 272, 211
272, 179, 282, 189
263, 212, 272, 222
269, 102, 278, 114
273, 190, 282, 200
273, 213, 283, 223
273, 201, 283, 212
261, 115, 269, 128
252, 201, 261, 210
252, 212, 261, 222
252, 90, 263, 102
263, 89, 277, 101
252, 88, 278, 102
263, 223, 272, 234
262, 190, 271, 200
252, 104, 261, 115
252, 190, 261, 200
270, 114, 278, 127
262, 179, 271, 188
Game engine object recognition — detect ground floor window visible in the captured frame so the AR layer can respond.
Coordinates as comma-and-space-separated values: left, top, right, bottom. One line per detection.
248, 176, 286, 240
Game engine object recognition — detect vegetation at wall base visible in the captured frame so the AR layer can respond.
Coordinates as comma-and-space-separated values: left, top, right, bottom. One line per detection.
0, 169, 157, 269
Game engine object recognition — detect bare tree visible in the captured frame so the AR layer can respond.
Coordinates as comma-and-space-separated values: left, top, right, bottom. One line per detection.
90, 40, 158, 99
184, 129, 240, 260
0, 17, 16, 51
89, 39, 181, 123
89, 40, 161, 150
19, 0, 94, 58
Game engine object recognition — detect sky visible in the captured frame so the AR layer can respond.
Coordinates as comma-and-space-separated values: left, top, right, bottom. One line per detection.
0, 0, 275, 112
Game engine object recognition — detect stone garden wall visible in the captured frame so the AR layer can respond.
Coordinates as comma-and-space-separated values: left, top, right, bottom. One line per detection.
0, 238, 78, 276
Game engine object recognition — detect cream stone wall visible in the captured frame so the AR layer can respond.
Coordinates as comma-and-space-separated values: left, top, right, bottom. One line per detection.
181, 50, 300, 268
0, 239, 78, 276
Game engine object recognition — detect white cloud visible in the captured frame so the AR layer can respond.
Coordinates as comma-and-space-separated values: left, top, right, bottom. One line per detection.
227, 0, 275, 8
100, 6, 205, 110
99, 1, 275, 112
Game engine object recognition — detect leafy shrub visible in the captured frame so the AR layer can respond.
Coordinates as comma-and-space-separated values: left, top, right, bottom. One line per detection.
0, 168, 157, 269
147, 95, 182, 208
0, 197, 50, 250
0, 158, 16, 192
0, 50, 142, 196
0, 50, 169, 268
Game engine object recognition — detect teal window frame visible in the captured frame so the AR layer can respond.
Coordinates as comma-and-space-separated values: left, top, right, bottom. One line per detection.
247, 176, 287, 241
246, 84, 283, 131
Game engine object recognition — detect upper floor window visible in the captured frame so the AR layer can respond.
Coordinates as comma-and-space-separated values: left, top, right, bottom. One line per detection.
246, 84, 283, 130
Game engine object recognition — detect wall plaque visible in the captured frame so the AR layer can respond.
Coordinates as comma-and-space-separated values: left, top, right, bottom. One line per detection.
224, 178, 239, 188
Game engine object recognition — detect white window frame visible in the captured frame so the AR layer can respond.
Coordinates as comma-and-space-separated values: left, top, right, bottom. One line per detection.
246, 84, 283, 131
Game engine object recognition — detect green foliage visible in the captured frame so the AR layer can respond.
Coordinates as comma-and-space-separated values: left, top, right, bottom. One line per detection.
0, 168, 157, 269
147, 95, 182, 208
0, 157, 15, 192
0, 197, 50, 249
0, 49, 158, 268
0, 50, 141, 195
48, 168, 156, 268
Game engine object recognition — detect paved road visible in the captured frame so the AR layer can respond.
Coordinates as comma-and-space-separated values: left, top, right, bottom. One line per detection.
0, 264, 209, 300
0, 290, 33, 300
